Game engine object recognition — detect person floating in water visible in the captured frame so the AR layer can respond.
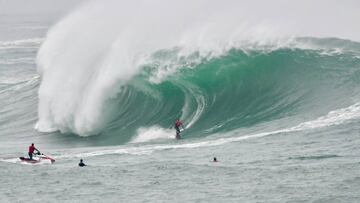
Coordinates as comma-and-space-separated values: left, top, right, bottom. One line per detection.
213, 157, 218, 162
174, 119, 184, 139
79, 159, 86, 167
28, 143, 40, 160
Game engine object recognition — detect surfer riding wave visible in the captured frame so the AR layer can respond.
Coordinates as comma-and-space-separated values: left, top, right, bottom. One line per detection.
174, 119, 185, 139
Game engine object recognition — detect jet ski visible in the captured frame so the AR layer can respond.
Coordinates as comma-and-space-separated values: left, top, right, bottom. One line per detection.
19, 153, 55, 164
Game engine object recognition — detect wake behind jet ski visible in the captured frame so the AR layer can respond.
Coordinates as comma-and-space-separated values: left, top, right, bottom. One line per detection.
19, 143, 55, 164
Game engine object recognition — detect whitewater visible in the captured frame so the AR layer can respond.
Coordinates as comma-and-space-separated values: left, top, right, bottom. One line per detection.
1, 0, 360, 202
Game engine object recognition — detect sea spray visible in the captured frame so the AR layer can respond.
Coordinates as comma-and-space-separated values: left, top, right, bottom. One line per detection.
36, 0, 360, 138
35, 0, 287, 136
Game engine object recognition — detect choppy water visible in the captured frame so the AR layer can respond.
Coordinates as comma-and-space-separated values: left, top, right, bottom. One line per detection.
1, 0, 360, 202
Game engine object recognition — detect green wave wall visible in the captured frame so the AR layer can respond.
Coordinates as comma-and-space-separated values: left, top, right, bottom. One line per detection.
97, 38, 360, 143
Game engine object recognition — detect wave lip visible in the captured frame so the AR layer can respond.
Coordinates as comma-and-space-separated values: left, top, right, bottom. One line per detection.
35, 0, 290, 136
35, 0, 360, 138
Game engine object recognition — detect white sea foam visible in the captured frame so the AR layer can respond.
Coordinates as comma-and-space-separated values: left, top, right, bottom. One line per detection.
0, 158, 19, 164
0, 157, 53, 165
0, 57, 35, 65
36, 0, 293, 136
131, 126, 174, 143
36, 0, 360, 136
0, 75, 39, 86
49, 102, 360, 160
0, 38, 44, 49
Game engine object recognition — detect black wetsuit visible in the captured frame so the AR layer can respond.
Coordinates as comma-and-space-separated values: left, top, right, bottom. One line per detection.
79, 162, 86, 167
175, 126, 180, 134
175, 121, 183, 134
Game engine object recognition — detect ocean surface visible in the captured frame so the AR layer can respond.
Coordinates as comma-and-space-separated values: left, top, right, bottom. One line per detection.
1, 1, 360, 202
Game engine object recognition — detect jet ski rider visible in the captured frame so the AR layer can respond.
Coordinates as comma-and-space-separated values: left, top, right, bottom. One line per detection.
28, 143, 40, 160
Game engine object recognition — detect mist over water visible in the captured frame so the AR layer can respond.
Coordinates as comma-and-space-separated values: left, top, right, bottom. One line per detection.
35, 0, 360, 141
1, 1, 360, 202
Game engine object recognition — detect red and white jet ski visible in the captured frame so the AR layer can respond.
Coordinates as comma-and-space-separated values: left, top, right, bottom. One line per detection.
19, 153, 55, 164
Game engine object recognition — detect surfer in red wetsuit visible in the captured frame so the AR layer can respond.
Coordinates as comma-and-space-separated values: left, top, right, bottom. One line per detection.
174, 119, 184, 139
28, 143, 40, 160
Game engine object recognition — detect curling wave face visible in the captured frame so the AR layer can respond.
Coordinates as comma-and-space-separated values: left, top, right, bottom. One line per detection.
35, 0, 360, 144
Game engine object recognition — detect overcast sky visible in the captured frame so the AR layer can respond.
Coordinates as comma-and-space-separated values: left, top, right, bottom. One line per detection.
0, 0, 85, 16
0, 0, 359, 41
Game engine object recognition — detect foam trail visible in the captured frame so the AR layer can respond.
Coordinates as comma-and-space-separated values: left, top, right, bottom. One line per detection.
52, 102, 360, 159
131, 126, 174, 143
0, 158, 53, 165
0, 38, 43, 49
0, 57, 35, 65
181, 83, 206, 129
